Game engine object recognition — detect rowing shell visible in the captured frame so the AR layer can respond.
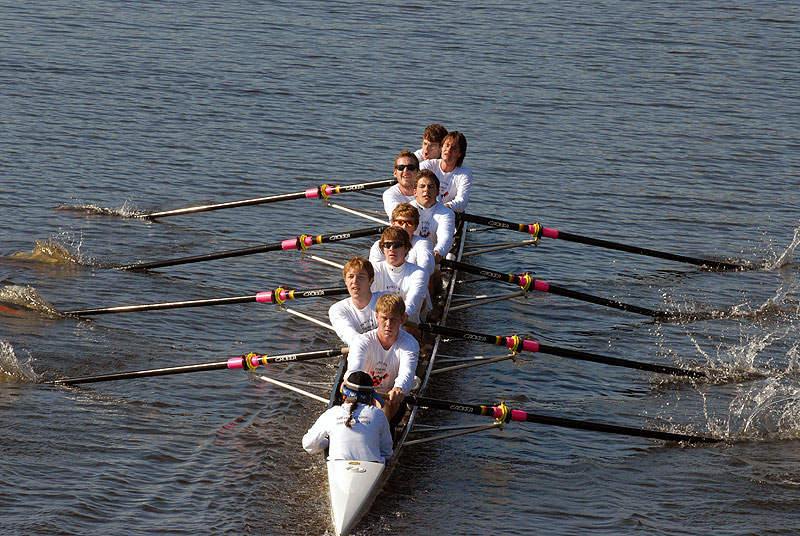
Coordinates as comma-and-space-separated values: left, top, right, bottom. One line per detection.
325, 218, 467, 535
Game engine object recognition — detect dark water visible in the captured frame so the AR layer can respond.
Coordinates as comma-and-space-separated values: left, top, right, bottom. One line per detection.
2, 1, 799, 534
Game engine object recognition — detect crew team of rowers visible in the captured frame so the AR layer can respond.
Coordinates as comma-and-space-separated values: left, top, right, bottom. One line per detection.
303, 125, 472, 462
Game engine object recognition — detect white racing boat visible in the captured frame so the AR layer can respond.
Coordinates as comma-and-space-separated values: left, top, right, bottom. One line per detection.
324, 219, 467, 536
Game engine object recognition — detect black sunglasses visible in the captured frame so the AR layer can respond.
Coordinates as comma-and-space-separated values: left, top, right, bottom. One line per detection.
381, 240, 405, 250
395, 164, 418, 171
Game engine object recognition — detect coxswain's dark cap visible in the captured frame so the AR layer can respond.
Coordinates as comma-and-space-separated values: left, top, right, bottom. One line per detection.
344, 371, 374, 395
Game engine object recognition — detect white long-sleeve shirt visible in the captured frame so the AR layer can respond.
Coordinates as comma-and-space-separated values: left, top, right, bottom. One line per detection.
368, 235, 435, 279
345, 329, 419, 395
420, 159, 472, 213
371, 260, 427, 322
328, 292, 385, 347
302, 402, 393, 463
382, 185, 414, 219
412, 200, 455, 258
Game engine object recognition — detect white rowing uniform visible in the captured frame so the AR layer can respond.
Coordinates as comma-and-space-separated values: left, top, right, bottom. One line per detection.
328, 292, 386, 347
302, 402, 393, 463
369, 237, 434, 319
412, 200, 455, 259
382, 184, 414, 219
371, 260, 427, 322
368, 235, 435, 279
345, 328, 419, 396
420, 159, 472, 213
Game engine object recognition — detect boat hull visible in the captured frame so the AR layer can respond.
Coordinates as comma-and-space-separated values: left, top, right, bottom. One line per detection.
327, 459, 386, 536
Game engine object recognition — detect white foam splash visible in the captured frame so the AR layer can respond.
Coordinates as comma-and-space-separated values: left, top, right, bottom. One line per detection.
766, 224, 800, 270
0, 285, 62, 316
0, 340, 38, 382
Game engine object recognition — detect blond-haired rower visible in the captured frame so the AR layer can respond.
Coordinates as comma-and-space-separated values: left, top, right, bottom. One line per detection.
345, 293, 419, 424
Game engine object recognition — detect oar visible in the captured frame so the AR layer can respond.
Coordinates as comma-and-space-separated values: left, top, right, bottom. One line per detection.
112, 225, 387, 270
64, 286, 348, 316
411, 322, 705, 378
406, 395, 719, 444
49, 347, 347, 385
144, 179, 396, 219
441, 258, 672, 319
462, 213, 748, 271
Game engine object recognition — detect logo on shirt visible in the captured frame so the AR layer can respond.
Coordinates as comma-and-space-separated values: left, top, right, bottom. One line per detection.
370, 371, 389, 387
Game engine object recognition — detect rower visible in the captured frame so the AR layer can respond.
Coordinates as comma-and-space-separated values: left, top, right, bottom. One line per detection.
368, 203, 435, 282
328, 257, 384, 347
302, 370, 393, 464
413, 123, 448, 163
419, 130, 471, 213
345, 293, 419, 425
370, 227, 427, 323
412, 170, 455, 264
383, 150, 419, 218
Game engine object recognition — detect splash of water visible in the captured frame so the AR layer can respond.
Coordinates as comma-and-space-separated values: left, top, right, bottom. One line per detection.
766, 224, 800, 270
0, 340, 38, 382
9, 237, 83, 265
0, 285, 62, 316
54, 199, 146, 218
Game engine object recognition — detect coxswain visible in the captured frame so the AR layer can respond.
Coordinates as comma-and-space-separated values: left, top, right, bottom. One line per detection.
383, 150, 419, 218
328, 257, 384, 347
413, 123, 448, 163
419, 130, 471, 213
412, 170, 455, 264
302, 370, 393, 463
345, 294, 419, 425
370, 227, 427, 323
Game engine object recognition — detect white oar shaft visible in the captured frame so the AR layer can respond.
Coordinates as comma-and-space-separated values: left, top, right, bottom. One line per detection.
461, 240, 538, 257
449, 291, 527, 312
326, 202, 390, 226
253, 374, 328, 404
283, 307, 336, 332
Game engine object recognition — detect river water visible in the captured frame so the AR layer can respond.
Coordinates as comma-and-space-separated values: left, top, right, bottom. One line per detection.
2, 1, 799, 534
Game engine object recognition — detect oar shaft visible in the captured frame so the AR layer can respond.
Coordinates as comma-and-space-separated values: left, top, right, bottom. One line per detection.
442, 259, 667, 318
65, 295, 257, 316
113, 226, 386, 270
407, 396, 719, 443
413, 322, 704, 378
51, 348, 346, 385
144, 179, 396, 219
64, 287, 349, 316
462, 213, 744, 271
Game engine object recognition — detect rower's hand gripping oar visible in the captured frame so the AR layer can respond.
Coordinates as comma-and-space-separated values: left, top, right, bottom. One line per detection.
463, 213, 751, 271
410, 322, 705, 378
49, 347, 347, 385
64, 286, 349, 316
144, 178, 397, 219
111, 225, 387, 271
441, 258, 674, 319
406, 395, 719, 444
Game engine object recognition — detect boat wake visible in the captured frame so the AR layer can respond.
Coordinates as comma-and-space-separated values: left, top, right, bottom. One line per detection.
0, 340, 38, 382
54, 201, 146, 219
0, 285, 62, 317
